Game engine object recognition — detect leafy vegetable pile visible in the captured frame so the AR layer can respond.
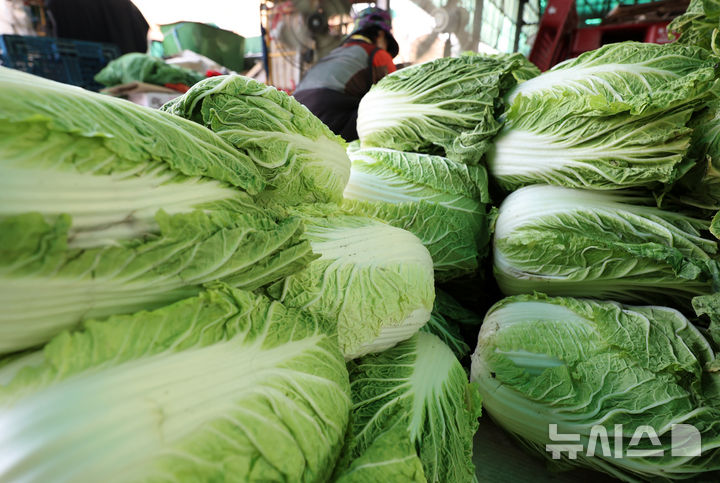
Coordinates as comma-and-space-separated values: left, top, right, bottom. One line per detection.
95, 53, 207, 88
7, 5, 720, 478
0, 65, 477, 481
469, 13, 720, 481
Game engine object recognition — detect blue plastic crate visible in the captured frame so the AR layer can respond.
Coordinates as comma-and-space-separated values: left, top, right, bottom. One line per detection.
0, 35, 120, 91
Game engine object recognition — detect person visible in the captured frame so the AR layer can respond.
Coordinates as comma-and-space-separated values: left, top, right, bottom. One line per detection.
293, 7, 399, 141
47, 0, 149, 54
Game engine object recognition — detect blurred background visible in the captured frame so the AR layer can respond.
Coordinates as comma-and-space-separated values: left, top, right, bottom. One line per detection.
0, 0, 690, 95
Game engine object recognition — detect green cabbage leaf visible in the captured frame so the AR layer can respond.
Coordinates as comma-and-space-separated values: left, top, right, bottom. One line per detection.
162, 75, 351, 204
342, 146, 492, 281
335, 332, 481, 483
669, 0, 720, 52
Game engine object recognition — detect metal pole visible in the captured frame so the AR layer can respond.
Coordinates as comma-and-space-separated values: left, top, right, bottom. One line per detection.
471, 0, 483, 50
513, 0, 528, 52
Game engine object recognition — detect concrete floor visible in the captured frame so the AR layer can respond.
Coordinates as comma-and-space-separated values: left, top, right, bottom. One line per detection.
473, 416, 619, 483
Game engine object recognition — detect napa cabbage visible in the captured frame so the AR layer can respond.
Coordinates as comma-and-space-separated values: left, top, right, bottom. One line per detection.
161, 75, 351, 204
0, 285, 351, 482
0, 66, 263, 248
267, 212, 434, 359
356, 54, 527, 165
342, 145, 492, 281
335, 332, 481, 483
489, 43, 719, 191
471, 293, 720, 482
493, 185, 719, 305
0, 211, 313, 354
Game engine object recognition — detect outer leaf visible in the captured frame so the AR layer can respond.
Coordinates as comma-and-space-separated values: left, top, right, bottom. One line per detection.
342, 146, 491, 280
0, 286, 351, 482
267, 213, 434, 359
421, 313, 469, 360
493, 185, 718, 305
669, 0, 720, 52
490, 52, 540, 83
341, 333, 480, 483
507, 42, 718, 108
712, 210, 720, 241
669, 100, 720, 212
471, 294, 720, 482
432, 288, 484, 326
0, 66, 262, 193
334, 430, 426, 483
420, 288, 480, 358
489, 98, 699, 191
0, 211, 315, 353
357, 54, 524, 165
162, 75, 351, 204
693, 292, 720, 348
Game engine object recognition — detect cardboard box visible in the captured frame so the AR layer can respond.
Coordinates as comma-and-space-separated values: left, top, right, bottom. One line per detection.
101, 82, 181, 109
125, 91, 181, 109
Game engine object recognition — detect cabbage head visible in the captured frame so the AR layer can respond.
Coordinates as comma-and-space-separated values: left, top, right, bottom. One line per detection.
0, 66, 264, 248
471, 293, 720, 482
357, 54, 525, 165
162, 75, 351, 205
490, 43, 719, 191
267, 212, 434, 359
493, 184, 718, 305
0, 210, 313, 354
335, 332, 481, 483
342, 145, 492, 281
0, 286, 351, 482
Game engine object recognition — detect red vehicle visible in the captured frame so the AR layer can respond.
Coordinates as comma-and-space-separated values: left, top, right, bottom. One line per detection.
529, 0, 687, 71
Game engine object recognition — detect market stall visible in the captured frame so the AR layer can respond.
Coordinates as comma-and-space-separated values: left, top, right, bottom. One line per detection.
1, 0, 720, 482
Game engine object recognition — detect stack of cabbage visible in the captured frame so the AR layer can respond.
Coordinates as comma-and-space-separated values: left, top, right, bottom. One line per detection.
351, 53, 539, 282
0, 67, 481, 482
471, 35, 720, 480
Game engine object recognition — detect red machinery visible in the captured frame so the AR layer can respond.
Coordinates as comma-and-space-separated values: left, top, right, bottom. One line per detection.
529, 0, 686, 71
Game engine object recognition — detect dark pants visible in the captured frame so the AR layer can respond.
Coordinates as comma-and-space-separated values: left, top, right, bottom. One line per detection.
294, 88, 361, 142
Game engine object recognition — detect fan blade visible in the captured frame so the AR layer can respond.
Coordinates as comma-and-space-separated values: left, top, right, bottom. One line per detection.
414, 31, 440, 59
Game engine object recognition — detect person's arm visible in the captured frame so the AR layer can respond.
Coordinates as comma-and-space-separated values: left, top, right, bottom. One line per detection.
372, 49, 396, 83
